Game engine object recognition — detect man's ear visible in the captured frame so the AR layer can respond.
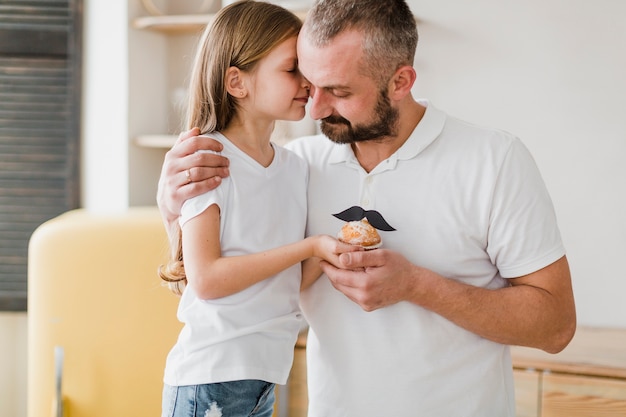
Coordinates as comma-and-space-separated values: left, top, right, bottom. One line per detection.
389, 65, 416, 100
225, 66, 247, 98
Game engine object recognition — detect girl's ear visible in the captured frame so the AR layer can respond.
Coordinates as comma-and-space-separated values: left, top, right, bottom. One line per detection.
226, 66, 247, 98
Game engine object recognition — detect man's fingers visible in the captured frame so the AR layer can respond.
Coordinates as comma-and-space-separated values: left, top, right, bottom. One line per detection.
319, 260, 339, 278
338, 249, 384, 269
165, 140, 230, 185
188, 166, 230, 183
176, 127, 201, 144
179, 175, 223, 198
171, 132, 225, 159
190, 151, 229, 170
320, 260, 364, 284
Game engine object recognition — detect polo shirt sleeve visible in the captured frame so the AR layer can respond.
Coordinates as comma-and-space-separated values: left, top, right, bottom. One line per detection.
487, 138, 565, 278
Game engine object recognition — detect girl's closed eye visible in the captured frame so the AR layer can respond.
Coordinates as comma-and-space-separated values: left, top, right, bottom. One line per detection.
284, 58, 299, 73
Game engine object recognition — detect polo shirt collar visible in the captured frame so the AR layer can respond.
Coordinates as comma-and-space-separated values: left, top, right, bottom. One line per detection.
327, 100, 446, 169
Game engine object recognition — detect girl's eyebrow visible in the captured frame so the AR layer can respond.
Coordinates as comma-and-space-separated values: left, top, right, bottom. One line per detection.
278, 56, 298, 67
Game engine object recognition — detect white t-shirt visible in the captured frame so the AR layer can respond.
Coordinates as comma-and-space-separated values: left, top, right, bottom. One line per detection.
163, 133, 308, 386
286, 101, 565, 417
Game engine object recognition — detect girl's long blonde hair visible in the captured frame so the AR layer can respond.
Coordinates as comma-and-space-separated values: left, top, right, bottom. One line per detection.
159, 1, 302, 295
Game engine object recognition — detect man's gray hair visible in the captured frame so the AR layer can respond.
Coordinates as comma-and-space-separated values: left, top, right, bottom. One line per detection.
303, 0, 418, 86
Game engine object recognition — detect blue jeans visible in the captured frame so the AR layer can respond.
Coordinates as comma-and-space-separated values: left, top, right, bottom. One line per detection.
162, 380, 275, 417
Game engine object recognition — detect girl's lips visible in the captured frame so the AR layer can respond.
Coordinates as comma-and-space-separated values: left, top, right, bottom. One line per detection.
294, 96, 309, 104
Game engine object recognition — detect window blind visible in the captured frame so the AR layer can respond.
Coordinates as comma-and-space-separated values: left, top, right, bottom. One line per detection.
0, 0, 81, 311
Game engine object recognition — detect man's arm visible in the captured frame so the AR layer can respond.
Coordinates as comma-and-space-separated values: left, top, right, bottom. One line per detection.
156, 127, 231, 240
320, 251, 576, 353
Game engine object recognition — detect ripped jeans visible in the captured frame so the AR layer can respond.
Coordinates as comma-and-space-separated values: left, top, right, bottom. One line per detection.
162, 380, 275, 417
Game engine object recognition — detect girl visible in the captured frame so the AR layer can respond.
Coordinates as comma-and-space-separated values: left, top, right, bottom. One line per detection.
158, 2, 356, 416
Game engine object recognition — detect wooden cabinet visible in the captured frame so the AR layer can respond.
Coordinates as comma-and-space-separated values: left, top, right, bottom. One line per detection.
513, 369, 540, 417
286, 333, 309, 417
542, 373, 626, 417
511, 326, 626, 417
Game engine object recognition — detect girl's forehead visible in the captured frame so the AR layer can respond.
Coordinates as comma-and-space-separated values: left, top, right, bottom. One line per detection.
258, 36, 298, 66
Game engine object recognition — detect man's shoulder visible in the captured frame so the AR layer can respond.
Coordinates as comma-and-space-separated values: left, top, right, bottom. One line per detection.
284, 134, 336, 160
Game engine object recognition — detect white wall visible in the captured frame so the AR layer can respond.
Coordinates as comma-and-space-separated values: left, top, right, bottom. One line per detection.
410, 0, 626, 328
2, 1, 625, 416
0, 313, 27, 417
81, 0, 130, 211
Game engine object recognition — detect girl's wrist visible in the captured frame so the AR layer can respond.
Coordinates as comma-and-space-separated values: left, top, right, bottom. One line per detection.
306, 235, 320, 258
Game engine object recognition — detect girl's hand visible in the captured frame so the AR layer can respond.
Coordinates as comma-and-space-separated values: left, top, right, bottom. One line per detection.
312, 235, 363, 268
301, 235, 362, 291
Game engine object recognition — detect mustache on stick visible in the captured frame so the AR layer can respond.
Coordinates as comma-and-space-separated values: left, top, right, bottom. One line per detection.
332, 206, 396, 231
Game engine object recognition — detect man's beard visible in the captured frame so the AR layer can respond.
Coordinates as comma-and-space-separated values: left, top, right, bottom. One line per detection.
320, 91, 399, 144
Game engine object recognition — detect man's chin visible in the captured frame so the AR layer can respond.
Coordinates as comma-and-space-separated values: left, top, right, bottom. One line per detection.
320, 123, 353, 144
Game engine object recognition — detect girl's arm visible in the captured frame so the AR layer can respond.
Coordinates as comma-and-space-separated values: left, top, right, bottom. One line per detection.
182, 203, 356, 300
301, 257, 323, 291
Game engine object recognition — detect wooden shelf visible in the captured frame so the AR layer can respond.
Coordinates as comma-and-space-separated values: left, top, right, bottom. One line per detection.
133, 14, 214, 33
133, 11, 309, 34
135, 134, 177, 149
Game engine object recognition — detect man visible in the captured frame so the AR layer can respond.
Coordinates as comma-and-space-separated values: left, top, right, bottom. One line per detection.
157, 0, 576, 415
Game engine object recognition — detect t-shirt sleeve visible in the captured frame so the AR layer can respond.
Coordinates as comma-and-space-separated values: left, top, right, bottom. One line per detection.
179, 178, 228, 228
487, 138, 565, 278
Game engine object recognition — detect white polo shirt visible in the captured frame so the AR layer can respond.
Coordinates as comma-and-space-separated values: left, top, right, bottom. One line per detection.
286, 101, 564, 417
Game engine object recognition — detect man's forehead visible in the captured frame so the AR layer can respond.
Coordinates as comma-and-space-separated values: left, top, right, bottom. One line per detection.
297, 32, 362, 86
297, 28, 363, 56
299, 60, 350, 89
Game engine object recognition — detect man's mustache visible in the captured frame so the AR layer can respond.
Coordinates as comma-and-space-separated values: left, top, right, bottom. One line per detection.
322, 115, 350, 125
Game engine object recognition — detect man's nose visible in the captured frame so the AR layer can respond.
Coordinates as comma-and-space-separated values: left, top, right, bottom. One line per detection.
307, 86, 332, 120
300, 71, 311, 91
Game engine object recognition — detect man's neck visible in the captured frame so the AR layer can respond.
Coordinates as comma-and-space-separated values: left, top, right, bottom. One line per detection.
352, 101, 426, 173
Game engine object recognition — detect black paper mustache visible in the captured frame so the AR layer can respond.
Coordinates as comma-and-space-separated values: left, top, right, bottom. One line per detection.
332, 206, 396, 231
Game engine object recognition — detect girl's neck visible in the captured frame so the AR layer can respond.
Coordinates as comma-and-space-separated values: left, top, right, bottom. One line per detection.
221, 117, 275, 167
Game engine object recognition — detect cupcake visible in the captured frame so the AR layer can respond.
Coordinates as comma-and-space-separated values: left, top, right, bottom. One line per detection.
333, 206, 396, 250
337, 218, 382, 250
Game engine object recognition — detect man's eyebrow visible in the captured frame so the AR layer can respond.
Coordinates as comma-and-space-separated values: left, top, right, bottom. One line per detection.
322, 84, 350, 91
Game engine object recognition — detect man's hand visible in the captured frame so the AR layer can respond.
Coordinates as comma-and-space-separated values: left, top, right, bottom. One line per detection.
320, 249, 417, 311
321, 250, 576, 353
157, 127, 231, 232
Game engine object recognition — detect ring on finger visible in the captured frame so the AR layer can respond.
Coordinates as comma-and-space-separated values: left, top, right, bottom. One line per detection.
185, 169, 192, 184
